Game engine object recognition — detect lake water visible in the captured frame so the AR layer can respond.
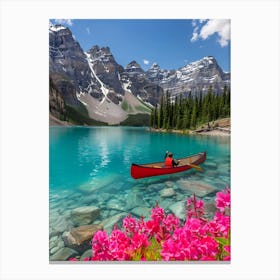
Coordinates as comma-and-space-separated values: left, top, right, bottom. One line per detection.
49, 126, 230, 259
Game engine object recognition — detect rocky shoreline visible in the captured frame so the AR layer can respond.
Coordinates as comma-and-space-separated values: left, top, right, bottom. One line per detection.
49, 115, 71, 126
192, 128, 230, 136
149, 118, 231, 137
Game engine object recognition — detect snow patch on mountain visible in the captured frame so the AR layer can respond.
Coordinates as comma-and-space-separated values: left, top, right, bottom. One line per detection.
73, 53, 127, 124
49, 24, 67, 33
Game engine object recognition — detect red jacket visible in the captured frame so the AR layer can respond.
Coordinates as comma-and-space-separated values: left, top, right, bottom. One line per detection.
165, 157, 173, 167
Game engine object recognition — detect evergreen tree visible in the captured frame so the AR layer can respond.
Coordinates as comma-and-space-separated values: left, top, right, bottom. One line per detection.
158, 95, 164, 128
190, 96, 198, 129
150, 108, 154, 127
154, 105, 158, 128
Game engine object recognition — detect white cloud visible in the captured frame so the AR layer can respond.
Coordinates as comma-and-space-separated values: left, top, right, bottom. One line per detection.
191, 19, 207, 28
143, 59, 150, 65
191, 26, 199, 42
53, 19, 73, 26
191, 19, 230, 47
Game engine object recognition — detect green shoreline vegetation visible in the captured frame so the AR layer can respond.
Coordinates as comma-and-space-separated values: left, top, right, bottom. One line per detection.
150, 86, 230, 132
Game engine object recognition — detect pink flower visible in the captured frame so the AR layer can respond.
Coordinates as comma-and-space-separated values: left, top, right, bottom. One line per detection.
199, 236, 219, 258
162, 214, 180, 232
161, 237, 185, 260
151, 205, 165, 223
109, 229, 131, 260
214, 212, 230, 237
205, 213, 230, 239
123, 215, 139, 235
88, 188, 231, 262
187, 195, 205, 220
215, 188, 230, 212
91, 230, 112, 261
145, 219, 160, 236
130, 233, 149, 251
185, 218, 206, 237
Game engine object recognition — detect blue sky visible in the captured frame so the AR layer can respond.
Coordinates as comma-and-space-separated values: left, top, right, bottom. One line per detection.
50, 19, 230, 72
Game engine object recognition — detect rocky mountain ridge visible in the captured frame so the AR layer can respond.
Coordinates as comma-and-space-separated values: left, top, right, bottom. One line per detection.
49, 23, 230, 125
146, 56, 230, 97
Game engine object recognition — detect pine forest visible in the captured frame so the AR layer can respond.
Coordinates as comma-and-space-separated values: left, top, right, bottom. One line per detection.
150, 86, 230, 130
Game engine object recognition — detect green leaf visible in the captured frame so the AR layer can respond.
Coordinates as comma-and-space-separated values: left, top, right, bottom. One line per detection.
215, 237, 229, 246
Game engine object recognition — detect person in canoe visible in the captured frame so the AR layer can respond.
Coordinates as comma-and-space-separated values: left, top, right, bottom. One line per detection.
165, 151, 180, 167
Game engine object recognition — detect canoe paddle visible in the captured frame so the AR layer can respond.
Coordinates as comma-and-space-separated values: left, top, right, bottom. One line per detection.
153, 163, 202, 171
186, 163, 202, 172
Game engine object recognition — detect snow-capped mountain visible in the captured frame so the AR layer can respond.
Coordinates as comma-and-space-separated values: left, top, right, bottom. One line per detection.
49, 24, 151, 125
49, 24, 230, 125
120, 61, 163, 107
86, 45, 125, 99
49, 24, 103, 105
146, 56, 230, 96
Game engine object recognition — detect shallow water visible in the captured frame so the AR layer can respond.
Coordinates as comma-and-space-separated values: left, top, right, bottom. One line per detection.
49, 126, 230, 259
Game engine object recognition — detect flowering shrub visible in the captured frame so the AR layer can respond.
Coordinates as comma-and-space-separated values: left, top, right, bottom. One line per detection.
70, 188, 230, 261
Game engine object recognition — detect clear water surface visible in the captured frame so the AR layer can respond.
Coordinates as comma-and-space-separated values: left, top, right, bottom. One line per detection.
49, 126, 230, 257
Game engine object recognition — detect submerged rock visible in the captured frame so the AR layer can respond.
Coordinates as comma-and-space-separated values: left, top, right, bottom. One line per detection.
78, 174, 122, 194
177, 180, 217, 197
80, 249, 92, 261
98, 192, 112, 202
63, 224, 103, 253
64, 224, 103, 246
168, 201, 186, 220
101, 212, 127, 233
107, 198, 126, 211
160, 188, 176, 198
49, 235, 65, 254
82, 193, 99, 204
165, 181, 175, 188
126, 192, 146, 210
203, 162, 218, 170
204, 201, 217, 219
71, 206, 100, 226
148, 183, 164, 192
130, 206, 151, 219
49, 214, 73, 235
158, 198, 175, 212
50, 246, 60, 255
49, 247, 78, 261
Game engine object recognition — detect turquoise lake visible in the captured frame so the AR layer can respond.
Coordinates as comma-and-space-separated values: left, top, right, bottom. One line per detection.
49, 126, 230, 259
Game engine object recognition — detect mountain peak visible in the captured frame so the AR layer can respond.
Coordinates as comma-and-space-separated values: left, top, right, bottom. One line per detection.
88, 45, 111, 53
125, 61, 144, 73
204, 55, 215, 60
49, 24, 67, 33
150, 63, 160, 69
126, 60, 141, 68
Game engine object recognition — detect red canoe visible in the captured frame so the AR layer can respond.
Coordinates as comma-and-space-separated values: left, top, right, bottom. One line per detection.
130, 152, 206, 179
